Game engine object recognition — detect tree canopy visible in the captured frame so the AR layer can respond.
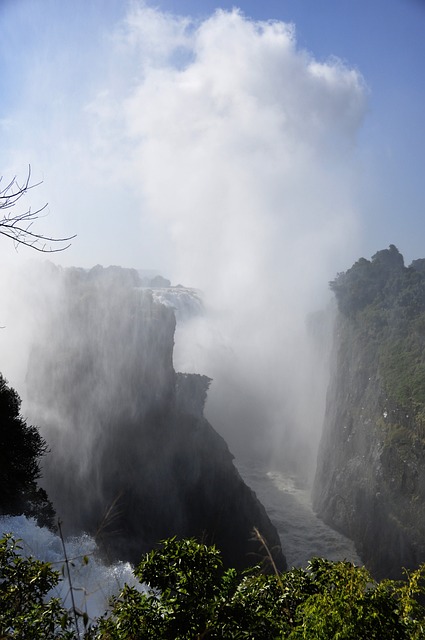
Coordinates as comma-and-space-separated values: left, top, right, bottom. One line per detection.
0, 374, 54, 527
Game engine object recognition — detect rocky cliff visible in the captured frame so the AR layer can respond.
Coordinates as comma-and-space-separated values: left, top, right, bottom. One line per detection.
313, 246, 425, 578
26, 264, 284, 571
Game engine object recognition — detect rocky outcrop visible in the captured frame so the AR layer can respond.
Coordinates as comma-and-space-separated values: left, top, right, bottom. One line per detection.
313, 246, 425, 578
26, 264, 284, 571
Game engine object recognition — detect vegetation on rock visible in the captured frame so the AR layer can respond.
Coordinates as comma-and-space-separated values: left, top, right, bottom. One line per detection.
330, 245, 425, 440
314, 245, 425, 578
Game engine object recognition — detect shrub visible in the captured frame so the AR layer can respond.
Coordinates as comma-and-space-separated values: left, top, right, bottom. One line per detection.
0, 534, 74, 639
1, 534, 424, 639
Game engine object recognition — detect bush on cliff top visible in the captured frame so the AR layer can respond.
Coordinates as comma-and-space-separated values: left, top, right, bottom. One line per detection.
330, 245, 425, 432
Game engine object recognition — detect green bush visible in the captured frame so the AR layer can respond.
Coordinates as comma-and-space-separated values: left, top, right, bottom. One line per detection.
2, 534, 425, 639
92, 538, 425, 639
0, 534, 74, 639
0, 373, 55, 527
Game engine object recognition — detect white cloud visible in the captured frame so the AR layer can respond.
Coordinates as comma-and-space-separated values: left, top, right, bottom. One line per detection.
91, 6, 366, 291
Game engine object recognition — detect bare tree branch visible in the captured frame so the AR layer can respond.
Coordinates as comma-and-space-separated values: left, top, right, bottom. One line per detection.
0, 166, 76, 252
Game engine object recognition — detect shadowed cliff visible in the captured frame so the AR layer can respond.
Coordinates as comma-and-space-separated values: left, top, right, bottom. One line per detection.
26, 264, 284, 571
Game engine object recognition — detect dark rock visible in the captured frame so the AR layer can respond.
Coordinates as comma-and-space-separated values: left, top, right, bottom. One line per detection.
314, 249, 425, 579
26, 264, 285, 571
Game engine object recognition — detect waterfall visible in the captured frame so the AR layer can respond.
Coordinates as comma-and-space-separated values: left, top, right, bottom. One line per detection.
0, 515, 143, 623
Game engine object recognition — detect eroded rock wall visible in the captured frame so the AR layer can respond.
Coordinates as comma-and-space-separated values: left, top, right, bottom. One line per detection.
26, 264, 284, 571
313, 247, 425, 578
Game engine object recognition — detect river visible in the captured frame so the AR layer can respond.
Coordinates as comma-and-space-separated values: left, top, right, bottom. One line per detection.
236, 458, 362, 568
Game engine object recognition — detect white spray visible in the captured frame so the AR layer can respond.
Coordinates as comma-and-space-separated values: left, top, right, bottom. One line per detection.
0, 5, 367, 487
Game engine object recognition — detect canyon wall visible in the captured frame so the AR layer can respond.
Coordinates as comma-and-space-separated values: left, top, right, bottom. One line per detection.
313, 246, 425, 578
26, 264, 285, 571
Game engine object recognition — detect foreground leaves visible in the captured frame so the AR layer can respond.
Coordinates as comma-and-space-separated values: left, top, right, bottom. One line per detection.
1, 534, 424, 639
0, 534, 74, 639
91, 539, 425, 640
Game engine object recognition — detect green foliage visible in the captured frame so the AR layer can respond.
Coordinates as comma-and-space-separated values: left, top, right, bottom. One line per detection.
288, 558, 423, 639
90, 538, 425, 640
380, 338, 425, 409
0, 373, 55, 526
329, 245, 407, 317
0, 534, 74, 639
330, 246, 425, 442
92, 537, 246, 639
2, 534, 425, 639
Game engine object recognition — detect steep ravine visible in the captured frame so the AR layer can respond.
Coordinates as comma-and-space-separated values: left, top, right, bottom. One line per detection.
313, 246, 425, 579
25, 264, 285, 572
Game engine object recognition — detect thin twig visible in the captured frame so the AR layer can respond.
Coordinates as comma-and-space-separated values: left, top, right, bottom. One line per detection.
0, 166, 76, 252
57, 519, 81, 640
253, 527, 284, 592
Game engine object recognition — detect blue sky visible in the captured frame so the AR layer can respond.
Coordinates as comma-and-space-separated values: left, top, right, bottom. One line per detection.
1, 0, 425, 277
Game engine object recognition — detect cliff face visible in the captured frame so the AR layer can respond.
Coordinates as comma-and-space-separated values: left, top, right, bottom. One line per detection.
26, 264, 284, 571
313, 246, 425, 578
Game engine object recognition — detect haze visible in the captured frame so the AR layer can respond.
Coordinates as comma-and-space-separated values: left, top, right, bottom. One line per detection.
1, 0, 424, 472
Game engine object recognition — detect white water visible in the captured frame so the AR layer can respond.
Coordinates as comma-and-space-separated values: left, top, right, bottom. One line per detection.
0, 469, 362, 628
1, 467, 362, 624
236, 460, 362, 568
0, 516, 143, 624
150, 286, 204, 323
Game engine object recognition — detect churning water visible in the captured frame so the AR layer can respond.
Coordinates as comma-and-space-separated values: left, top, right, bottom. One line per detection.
236, 459, 362, 568
0, 515, 143, 624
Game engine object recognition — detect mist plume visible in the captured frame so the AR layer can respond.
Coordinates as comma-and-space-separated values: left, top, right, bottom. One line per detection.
97, 5, 367, 468
0, 4, 367, 480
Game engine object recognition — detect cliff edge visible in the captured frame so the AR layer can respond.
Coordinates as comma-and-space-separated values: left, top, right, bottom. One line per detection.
26, 264, 284, 572
313, 245, 425, 578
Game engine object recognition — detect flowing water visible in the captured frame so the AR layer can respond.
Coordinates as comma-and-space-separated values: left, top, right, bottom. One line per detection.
155, 285, 362, 569
0, 463, 362, 626
0, 515, 144, 624
236, 459, 362, 568
161, 285, 362, 569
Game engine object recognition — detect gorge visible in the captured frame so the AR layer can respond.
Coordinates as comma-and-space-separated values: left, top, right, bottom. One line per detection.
2, 262, 284, 572
2, 246, 425, 586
